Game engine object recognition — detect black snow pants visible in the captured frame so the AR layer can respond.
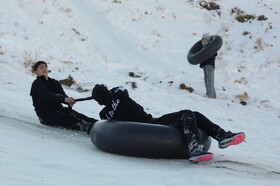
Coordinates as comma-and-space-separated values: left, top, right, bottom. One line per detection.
38, 107, 97, 133
150, 110, 225, 152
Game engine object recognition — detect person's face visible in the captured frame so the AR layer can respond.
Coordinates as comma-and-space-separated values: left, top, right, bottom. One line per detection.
201, 38, 209, 46
201, 38, 209, 42
35, 64, 48, 77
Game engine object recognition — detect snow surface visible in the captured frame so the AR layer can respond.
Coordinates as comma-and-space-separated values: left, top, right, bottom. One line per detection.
0, 0, 280, 185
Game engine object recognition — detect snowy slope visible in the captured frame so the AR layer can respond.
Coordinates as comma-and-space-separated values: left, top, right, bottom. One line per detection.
0, 0, 280, 185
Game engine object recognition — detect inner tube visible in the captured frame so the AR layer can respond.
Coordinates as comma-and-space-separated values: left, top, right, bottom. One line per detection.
90, 120, 211, 159
187, 35, 223, 65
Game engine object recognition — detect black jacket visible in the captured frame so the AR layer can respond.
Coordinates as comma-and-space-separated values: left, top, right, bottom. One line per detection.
199, 53, 217, 69
99, 86, 152, 122
30, 76, 67, 117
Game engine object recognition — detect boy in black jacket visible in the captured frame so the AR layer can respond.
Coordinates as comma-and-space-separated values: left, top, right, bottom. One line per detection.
30, 61, 97, 133
91, 84, 245, 163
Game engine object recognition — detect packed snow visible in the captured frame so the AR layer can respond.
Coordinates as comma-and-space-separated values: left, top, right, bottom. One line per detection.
0, 0, 280, 185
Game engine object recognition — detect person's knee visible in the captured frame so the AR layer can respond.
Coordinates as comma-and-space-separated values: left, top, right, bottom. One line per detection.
180, 110, 195, 119
179, 109, 193, 115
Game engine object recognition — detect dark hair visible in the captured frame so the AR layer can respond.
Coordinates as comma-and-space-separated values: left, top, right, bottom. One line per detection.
91, 84, 111, 105
33, 61, 47, 71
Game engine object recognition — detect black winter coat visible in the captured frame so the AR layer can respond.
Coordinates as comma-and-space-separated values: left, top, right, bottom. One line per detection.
30, 76, 67, 117
99, 86, 152, 122
199, 53, 217, 69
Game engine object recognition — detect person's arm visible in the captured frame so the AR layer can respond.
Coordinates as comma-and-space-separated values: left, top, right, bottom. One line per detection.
54, 80, 68, 97
54, 80, 76, 106
31, 79, 67, 104
99, 98, 121, 120
99, 86, 128, 120
99, 108, 109, 120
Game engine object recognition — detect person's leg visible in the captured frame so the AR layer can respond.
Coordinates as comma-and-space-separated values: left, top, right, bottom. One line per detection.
176, 110, 213, 162
155, 111, 224, 141
194, 111, 245, 149
40, 108, 94, 132
40, 109, 79, 129
64, 108, 97, 132
154, 110, 210, 148
203, 67, 208, 94
203, 65, 216, 98
154, 110, 213, 162
67, 108, 98, 133
67, 109, 97, 124
193, 111, 225, 139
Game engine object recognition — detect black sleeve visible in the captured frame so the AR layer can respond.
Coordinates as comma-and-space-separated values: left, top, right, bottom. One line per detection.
98, 87, 126, 120
98, 97, 121, 120
30, 79, 66, 103
54, 80, 68, 97
99, 108, 109, 120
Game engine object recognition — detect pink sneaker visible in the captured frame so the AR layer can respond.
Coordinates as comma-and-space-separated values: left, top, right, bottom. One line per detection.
189, 150, 214, 163
218, 132, 246, 149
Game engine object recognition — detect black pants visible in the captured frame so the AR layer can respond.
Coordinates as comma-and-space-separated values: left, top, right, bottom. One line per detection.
39, 107, 97, 133
150, 110, 225, 152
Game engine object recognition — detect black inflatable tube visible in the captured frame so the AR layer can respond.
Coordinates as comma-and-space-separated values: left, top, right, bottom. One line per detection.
90, 120, 211, 159
187, 35, 223, 65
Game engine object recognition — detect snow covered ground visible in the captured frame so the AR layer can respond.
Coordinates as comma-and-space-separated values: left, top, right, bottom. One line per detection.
0, 0, 280, 185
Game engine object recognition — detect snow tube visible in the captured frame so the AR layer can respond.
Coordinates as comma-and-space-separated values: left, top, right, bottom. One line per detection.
90, 120, 211, 159
187, 35, 223, 65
